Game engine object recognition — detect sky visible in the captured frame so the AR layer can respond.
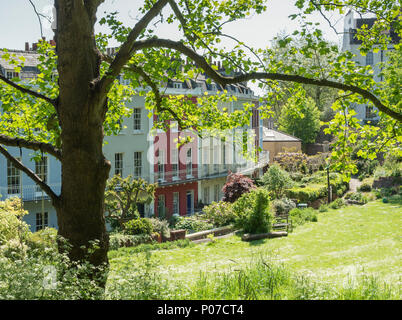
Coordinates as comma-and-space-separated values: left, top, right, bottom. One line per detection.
0, 0, 344, 49
0, 0, 345, 93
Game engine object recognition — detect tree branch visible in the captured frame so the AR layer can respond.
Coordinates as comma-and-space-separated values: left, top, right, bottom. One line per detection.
98, 0, 170, 93
0, 73, 57, 108
129, 38, 402, 122
0, 134, 62, 160
0, 145, 60, 204
101, 53, 187, 130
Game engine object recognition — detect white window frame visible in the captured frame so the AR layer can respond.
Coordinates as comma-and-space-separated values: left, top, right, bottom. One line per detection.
133, 151, 142, 178
133, 108, 142, 132
171, 148, 179, 180
115, 153, 123, 176
35, 156, 48, 193
35, 212, 48, 231
157, 149, 165, 182
172, 192, 179, 215
366, 52, 373, 66
7, 158, 21, 195
186, 148, 192, 177
173, 82, 182, 89
6, 70, 19, 80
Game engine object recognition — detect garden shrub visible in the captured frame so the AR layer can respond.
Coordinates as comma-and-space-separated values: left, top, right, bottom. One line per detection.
123, 218, 154, 235
289, 172, 304, 182
261, 164, 294, 198
345, 192, 368, 204
148, 218, 170, 239
289, 208, 318, 226
109, 233, 154, 250
233, 188, 273, 234
273, 152, 307, 172
285, 185, 327, 203
329, 198, 345, 210
0, 198, 30, 245
271, 198, 296, 216
28, 227, 58, 251
0, 236, 106, 299
174, 216, 214, 233
222, 172, 256, 203
306, 153, 328, 174
318, 204, 328, 212
358, 182, 372, 192
169, 213, 181, 228
202, 201, 236, 227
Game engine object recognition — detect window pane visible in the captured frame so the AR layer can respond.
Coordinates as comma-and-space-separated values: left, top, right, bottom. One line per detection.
134, 152, 142, 178
7, 159, 20, 194
115, 153, 123, 176
133, 108, 141, 130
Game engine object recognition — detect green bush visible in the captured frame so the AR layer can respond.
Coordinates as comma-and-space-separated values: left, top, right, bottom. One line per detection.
233, 188, 273, 234
345, 192, 368, 204
271, 198, 296, 216
261, 164, 294, 198
318, 204, 328, 212
273, 152, 307, 173
329, 198, 345, 209
285, 185, 327, 203
203, 201, 236, 227
28, 227, 58, 250
289, 172, 304, 182
148, 218, 170, 239
0, 198, 30, 245
289, 208, 318, 226
123, 218, 154, 235
109, 233, 154, 250
174, 216, 213, 233
358, 183, 372, 192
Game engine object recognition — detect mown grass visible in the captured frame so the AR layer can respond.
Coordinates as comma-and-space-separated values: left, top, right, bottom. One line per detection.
106, 199, 402, 299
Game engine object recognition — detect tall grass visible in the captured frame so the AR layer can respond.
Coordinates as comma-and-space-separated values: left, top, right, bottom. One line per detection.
177, 257, 401, 300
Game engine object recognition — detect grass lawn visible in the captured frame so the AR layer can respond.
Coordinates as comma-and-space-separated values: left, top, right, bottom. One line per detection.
108, 199, 401, 295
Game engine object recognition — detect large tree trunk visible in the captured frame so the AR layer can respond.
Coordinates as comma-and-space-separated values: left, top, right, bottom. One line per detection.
54, 1, 110, 275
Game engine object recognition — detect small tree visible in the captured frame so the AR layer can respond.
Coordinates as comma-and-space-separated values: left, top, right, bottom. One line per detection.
261, 164, 294, 199
104, 175, 157, 230
222, 172, 255, 203
278, 93, 321, 145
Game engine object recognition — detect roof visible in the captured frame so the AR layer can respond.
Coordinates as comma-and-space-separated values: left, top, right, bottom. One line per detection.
262, 127, 301, 142
0, 50, 40, 70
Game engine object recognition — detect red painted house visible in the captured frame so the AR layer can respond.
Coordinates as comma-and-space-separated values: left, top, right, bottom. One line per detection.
153, 115, 199, 218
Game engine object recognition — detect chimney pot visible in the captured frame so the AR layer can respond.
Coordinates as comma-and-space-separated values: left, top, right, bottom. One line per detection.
25, 42, 29, 51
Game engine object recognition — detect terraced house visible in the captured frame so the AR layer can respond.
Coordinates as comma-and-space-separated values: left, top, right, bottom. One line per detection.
0, 42, 268, 232
342, 10, 400, 124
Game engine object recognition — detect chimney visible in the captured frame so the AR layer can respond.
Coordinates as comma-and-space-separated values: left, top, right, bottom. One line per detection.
25, 42, 29, 51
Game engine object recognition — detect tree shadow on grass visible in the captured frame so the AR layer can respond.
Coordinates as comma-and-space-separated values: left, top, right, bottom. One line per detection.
248, 239, 268, 246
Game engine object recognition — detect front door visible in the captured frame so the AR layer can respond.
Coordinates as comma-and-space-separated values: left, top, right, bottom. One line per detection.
186, 191, 193, 215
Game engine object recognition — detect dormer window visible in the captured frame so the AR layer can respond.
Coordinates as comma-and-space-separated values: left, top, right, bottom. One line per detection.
6, 71, 19, 80
173, 82, 182, 89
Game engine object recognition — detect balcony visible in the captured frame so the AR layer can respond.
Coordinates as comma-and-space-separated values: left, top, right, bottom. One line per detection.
153, 167, 199, 186
200, 151, 269, 178
0, 183, 61, 202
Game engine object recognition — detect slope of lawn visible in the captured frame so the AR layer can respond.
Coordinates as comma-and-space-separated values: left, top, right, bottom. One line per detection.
107, 199, 401, 294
